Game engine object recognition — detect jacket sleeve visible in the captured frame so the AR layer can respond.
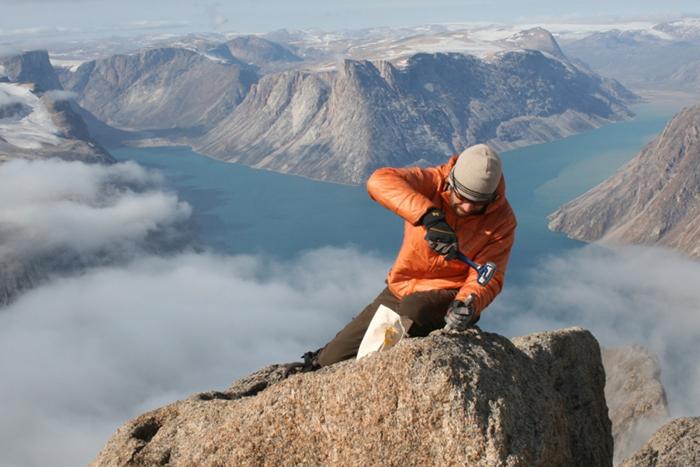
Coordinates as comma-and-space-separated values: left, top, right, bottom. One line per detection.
456, 216, 516, 315
366, 166, 444, 225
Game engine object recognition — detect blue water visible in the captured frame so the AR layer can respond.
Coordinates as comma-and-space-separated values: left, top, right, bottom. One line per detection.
111, 102, 683, 286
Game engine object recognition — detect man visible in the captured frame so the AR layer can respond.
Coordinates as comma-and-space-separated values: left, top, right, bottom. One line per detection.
305, 143, 517, 369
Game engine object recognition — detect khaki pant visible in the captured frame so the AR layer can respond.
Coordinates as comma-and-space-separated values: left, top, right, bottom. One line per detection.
317, 287, 459, 367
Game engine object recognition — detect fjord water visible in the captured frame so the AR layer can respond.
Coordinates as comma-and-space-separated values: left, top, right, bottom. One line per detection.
111, 102, 683, 286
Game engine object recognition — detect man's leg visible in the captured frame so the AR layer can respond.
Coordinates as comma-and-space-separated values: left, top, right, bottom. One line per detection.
398, 289, 459, 337
317, 287, 399, 367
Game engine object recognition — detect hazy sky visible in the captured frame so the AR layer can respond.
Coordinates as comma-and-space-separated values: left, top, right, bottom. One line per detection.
2, 0, 700, 37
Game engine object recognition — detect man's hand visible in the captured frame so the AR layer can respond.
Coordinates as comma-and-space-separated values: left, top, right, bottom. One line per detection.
444, 294, 476, 332
421, 208, 458, 259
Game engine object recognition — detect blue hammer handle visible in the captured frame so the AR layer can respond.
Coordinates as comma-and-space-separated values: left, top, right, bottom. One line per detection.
456, 251, 480, 270
455, 252, 497, 286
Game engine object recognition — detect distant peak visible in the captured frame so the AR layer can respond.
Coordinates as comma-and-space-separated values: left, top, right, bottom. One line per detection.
504, 27, 565, 59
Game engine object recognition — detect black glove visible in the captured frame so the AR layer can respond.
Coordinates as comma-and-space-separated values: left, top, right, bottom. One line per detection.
444, 295, 476, 332
421, 208, 458, 259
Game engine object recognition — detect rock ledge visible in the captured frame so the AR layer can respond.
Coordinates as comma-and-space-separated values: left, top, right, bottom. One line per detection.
91, 327, 613, 466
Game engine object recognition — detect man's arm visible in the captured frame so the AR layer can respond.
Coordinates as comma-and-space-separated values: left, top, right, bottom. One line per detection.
366, 166, 445, 225
456, 217, 516, 315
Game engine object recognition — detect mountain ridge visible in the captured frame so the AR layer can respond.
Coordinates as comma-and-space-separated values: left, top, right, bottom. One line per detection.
0, 50, 63, 92
48, 27, 639, 184
548, 103, 700, 258
196, 50, 636, 184
60, 47, 259, 132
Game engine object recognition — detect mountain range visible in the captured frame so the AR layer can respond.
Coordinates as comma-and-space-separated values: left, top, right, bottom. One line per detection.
31, 16, 700, 96
559, 18, 700, 93
47, 28, 637, 184
59, 47, 259, 133
196, 49, 634, 183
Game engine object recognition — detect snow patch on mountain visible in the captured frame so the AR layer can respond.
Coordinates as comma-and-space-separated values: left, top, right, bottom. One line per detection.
49, 57, 86, 72
653, 17, 700, 40
0, 83, 61, 149
181, 47, 231, 64
0, 88, 23, 107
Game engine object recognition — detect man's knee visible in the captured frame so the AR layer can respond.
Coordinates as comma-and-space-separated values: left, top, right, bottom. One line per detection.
317, 345, 342, 368
398, 289, 457, 335
399, 293, 440, 322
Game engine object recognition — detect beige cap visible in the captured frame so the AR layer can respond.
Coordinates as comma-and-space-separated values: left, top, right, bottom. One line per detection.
449, 144, 502, 202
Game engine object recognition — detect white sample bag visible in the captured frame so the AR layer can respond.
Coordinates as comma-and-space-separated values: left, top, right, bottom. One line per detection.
356, 304, 406, 361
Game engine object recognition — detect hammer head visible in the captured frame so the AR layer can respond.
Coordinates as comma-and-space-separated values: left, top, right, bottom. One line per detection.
476, 262, 497, 286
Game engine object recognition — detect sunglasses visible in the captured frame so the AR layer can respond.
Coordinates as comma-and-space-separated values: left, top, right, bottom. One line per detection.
450, 188, 490, 206
447, 174, 495, 206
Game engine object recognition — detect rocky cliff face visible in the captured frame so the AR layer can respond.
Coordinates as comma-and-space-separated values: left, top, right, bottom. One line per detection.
0, 50, 63, 92
196, 51, 634, 184
548, 104, 700, 258
620, 417, 700, 466
91, 327, 613, 466
60, 47, 259, 132
602, 346, 670, 464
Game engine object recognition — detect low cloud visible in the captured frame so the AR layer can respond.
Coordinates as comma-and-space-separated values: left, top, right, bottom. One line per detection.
0, 159, 190, 260
489, 244, 700, 418
0, 248, 389, 467
0, 159, 192, 303
3, 241, 699, 467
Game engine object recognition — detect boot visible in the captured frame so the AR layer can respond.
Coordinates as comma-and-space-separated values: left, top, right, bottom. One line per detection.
280, 348, 322, 378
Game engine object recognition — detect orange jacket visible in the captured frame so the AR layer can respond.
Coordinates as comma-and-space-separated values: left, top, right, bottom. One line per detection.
366, 156, 517, 316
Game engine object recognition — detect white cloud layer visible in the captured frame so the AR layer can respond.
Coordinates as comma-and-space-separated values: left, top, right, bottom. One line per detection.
489, 244, 700, 418
2, 242, 699, 466
0, 159, 191, 261
0, 248, 389, 467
